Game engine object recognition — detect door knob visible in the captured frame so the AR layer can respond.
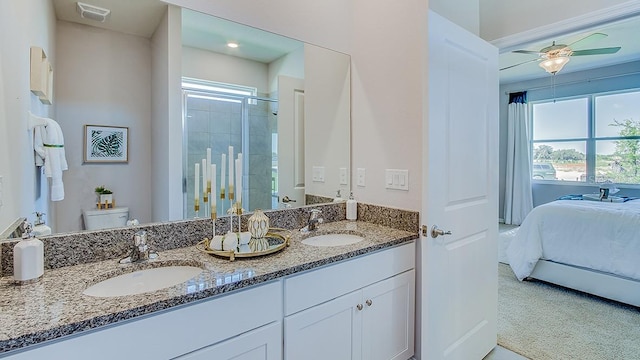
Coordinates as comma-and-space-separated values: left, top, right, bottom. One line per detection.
356, 304, 363, 311
282, 196, 297, 203
365, 299, 372, 306
430, 225, 452, 238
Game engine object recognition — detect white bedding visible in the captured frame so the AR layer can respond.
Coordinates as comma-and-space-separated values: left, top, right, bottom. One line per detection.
506, 199, 640, 281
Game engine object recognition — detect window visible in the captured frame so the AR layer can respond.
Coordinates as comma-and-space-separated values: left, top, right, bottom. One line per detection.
182, 77, 257, 104
531, 89, 640, 184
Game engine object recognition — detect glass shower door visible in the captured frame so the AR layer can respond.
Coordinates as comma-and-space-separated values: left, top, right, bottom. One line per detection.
183, 90, 277, 218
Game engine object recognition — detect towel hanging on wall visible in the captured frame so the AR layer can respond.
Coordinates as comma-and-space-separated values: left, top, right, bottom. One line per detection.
30, 113, 68, 201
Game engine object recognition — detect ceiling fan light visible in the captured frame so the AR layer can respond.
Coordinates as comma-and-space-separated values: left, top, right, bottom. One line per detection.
539, 55, 570, 74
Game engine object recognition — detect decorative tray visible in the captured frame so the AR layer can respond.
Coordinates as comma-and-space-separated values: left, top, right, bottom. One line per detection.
195, 228, 291, 261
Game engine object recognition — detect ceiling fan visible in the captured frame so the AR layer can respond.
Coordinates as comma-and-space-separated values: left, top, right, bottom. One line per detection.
500, 33, 622, 75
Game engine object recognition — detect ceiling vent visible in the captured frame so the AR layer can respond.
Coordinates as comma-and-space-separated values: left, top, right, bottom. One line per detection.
76, 2, 111, 23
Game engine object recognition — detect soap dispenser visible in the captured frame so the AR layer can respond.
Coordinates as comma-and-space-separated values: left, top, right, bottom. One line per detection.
346, 192, 357, 221
13, 221, 44, 282
32, 212, 52, 236
333, 190, 344, 203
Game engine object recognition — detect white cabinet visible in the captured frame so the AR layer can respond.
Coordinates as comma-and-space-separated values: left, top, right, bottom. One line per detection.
175, 322, 282, 360
285, 270, 414, 360
2, 242, 415, 360
285, 290, 362, 360
361, 270, 415, 360
284, 243, 416, 360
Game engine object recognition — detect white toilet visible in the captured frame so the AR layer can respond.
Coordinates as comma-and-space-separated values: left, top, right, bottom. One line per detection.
83, 207, 129, 230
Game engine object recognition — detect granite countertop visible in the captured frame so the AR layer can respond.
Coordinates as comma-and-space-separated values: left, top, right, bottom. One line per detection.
0, 220, 417, 354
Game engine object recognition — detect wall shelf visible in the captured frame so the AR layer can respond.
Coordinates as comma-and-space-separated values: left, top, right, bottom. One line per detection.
30, 46, 53, 105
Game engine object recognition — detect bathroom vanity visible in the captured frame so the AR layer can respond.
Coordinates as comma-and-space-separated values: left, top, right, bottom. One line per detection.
0, 219, 417, 360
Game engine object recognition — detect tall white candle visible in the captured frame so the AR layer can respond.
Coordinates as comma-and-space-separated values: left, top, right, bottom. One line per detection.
202, 159, 207, 201
228, 146, 234, 200
236, 153, 243, 205
206, 148, 212, 193
194, 163, 200, 207
211, 164, 217, 220
220, 154, 226, 199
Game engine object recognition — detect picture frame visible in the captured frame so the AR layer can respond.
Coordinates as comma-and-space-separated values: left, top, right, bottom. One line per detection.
83, 125, 129, 163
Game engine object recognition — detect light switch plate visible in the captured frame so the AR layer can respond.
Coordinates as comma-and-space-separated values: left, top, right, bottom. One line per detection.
312, 166, 325, 182
357, 168, 366, 187
385, 169, 409, 191
0, 175, 3, 207
339, 168, 348, 185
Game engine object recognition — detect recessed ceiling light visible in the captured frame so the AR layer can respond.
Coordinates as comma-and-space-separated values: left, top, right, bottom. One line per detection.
227, 42, 239, 48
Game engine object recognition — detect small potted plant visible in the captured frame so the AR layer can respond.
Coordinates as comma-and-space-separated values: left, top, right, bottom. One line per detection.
95, 186, 114, 206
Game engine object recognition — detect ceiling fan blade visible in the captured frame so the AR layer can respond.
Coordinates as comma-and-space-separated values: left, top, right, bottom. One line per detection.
568, 32, 607, 49
512, 50, 542, 55
571, 47, 621, 56
500, 58, 540, 71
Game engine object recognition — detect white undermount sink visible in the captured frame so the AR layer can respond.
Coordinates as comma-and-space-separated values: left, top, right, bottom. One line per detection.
301, 233, 364, 247
83, 266, 203, 298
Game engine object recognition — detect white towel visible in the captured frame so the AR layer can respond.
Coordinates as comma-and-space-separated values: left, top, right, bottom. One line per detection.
33, 125, 46, 166
42, 118, 68, 201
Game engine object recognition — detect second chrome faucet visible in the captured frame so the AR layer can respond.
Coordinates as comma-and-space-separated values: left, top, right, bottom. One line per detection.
302, 209, 323, 232
120, 230, 158, 264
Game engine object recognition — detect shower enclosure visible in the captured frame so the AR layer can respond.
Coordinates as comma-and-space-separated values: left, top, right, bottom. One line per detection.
182, 82, 277, 219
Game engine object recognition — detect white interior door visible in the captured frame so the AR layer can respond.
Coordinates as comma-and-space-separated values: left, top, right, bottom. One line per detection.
419, 10, 498, 360
277, 75, 305, 207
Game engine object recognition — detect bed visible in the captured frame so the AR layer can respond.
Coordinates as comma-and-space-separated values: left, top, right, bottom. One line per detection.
506, 198, 640, 307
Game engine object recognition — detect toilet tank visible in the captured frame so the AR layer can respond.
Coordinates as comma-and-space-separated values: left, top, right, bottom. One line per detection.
83, 207, 129, 230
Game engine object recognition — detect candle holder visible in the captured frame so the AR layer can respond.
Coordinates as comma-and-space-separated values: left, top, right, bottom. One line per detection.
211, 204, 217, 238
227, 201, 244, 234
220, 189, 226, 218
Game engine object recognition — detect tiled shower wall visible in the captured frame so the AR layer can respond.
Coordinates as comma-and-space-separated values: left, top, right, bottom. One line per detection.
184, 94, 274, 218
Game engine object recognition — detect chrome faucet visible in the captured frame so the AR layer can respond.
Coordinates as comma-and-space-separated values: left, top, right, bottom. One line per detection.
120, 230, 158, 264
305, 209, 323, 232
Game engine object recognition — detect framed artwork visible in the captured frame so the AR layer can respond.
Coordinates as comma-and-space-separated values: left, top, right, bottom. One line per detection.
83, 125, 129, 163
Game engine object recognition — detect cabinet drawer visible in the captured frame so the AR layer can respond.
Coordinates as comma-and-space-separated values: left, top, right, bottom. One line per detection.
284, 242, 415, 315
175, 321, 282, 360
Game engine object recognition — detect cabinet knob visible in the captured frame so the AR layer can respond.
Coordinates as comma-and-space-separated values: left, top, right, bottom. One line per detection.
366, 299, 372, 306
356, 304, 363, 311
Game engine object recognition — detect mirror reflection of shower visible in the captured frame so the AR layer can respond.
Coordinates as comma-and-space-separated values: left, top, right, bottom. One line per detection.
182, 78, 277, 218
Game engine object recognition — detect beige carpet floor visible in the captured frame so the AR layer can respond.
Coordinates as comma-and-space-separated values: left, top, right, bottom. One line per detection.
498, 264, 640, 360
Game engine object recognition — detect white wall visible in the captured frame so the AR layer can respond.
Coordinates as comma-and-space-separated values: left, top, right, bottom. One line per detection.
350, 0, 428, 211
430, 0, 479, 35
304, 44, 351, 199
54, 21, 152, 233
268, 46, 305, 94
162, 0, 352, 55
0, 0, 56, 233
151, 5, 183, 222
182, 46, 269, 93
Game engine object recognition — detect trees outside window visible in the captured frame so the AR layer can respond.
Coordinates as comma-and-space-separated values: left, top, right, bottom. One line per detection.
531, 90, 640, 184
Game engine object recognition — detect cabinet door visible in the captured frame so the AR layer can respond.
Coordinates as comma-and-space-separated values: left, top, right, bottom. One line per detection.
284, 291, 362, 360
173, 321, 282, 360
362, 270, 415, 360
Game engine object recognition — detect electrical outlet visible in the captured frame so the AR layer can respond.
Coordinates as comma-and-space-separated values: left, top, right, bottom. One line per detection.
339, 168, 348, 185
357, 168, 366, 187
312, 166, 325, 182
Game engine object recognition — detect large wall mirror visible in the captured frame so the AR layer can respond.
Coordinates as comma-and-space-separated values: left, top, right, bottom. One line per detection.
1, 0, 350, 237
